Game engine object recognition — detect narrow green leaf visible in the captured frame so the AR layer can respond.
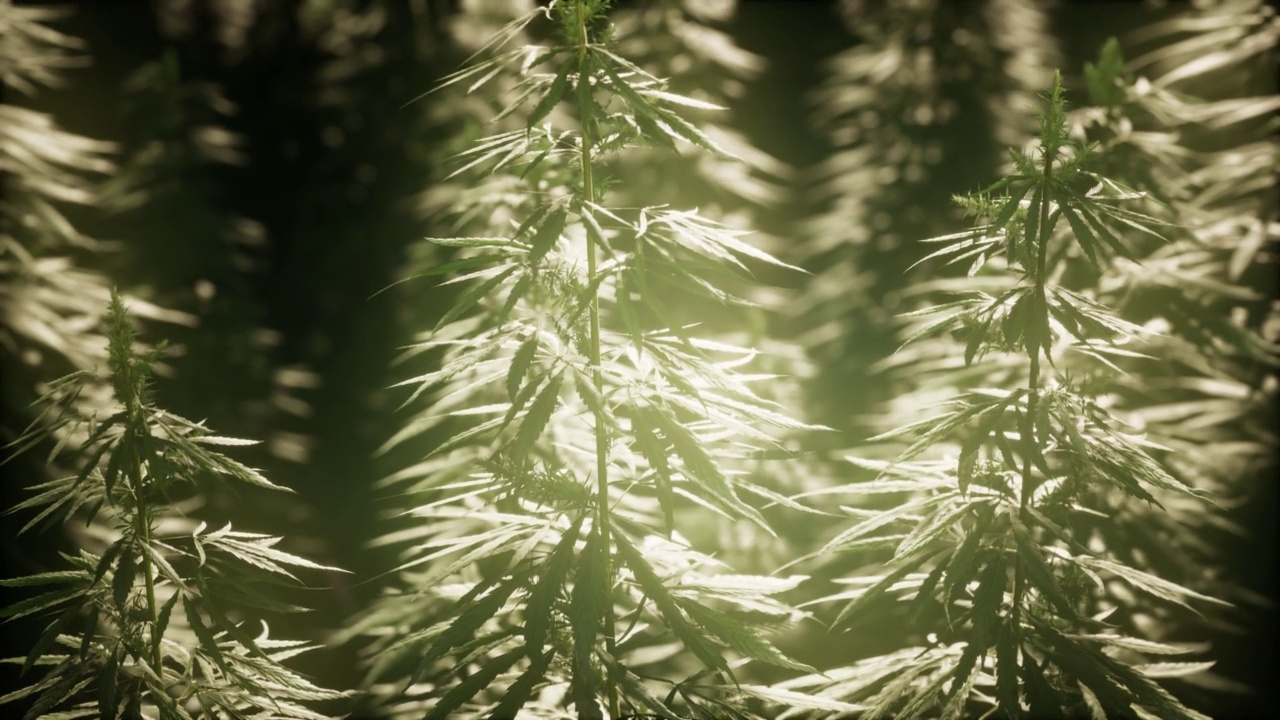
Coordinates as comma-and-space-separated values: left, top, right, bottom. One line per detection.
631, 410, 674, 536
434, 264, 519, 331
422, 574, 524, 671
1060, 200, 1102, 267
0, 570, 86, 589
681, 600, 814, 672
184, 599, 231, 675
23, 602, 80, 677
78, 604, 97, 661
0, 585, 85, 621
110, 551, 135, 610
648, 407, 768, 533
506, 335, 538, 401
528, 207, 566, 268
995, 621, 1020, 717
527, 55, 574, 128
1021, 653, 1063, 718
736, 684, 865, 713
943, 512, 992, 611
495, 273, 531, 329
942, 640, 982, 719
1013, 524, 1079, 621
509, 372, 562, 468
489, 647, 555, 719
153, 591, 180, 663
424, 646, 523, 720
98, 651, 118, 720
614, 532, 732, 680
832, 547, 946, 628
569, 528, 605, 720
525, 516, 585, 659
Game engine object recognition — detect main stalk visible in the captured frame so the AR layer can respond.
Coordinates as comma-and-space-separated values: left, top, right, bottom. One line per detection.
573, 2, 619, 715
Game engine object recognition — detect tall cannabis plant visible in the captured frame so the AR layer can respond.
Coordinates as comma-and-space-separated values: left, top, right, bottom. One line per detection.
348, 1, 846, 718
779, 74, 1228, 719
1, 291, 346, 719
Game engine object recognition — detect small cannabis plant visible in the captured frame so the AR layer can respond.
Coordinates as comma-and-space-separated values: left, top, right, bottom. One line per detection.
348, 1, 846, 718
1, 291, 346, 719
780, 73, 1229, 719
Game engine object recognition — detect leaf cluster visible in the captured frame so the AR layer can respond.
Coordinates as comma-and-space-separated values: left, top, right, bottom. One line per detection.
2, 292, 347, 719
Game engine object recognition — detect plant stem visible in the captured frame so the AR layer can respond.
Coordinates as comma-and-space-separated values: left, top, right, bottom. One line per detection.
573, 2, 619, 716
127, 408, 164, 677
1011, 143, 1055, 647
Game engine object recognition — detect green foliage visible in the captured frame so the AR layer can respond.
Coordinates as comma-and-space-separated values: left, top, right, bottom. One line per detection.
3, 2, 1274, 718
349, 1, 827, 717
787, 66, 1255, 718
1, 291, 346, 719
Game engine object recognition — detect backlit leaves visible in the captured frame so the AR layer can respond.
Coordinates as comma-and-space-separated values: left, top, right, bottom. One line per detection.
1, 294, 345, 718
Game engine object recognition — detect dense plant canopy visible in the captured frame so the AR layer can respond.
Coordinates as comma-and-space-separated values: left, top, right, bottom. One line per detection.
2, 0, 1275, 718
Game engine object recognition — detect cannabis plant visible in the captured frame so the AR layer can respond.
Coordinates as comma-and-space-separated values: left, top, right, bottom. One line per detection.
779, 73, 1231, 719
1065, 9, 1279, 701
1, 292, 346, 719
348, 1, 845, 717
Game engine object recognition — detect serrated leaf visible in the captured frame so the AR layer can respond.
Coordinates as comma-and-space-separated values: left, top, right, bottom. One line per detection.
490, 646, 555, 719
506, 335, 539, 400
22, 602, 79, 677
434, 264, 519, 331
681, 600, 813, 672
152, 592, 180, 663
185, 599, 231, 675
831, 547, 946, 628
527, 55, 574, 128
631, 410, 674, 536
98, 651, 118, 720
1021, 652, 1063, 718
421, 574, 524, 673
110, 551, 135, 610
1012, 524, 1080, 621
995, 620, 1020, 716
77, 603, 98, 662
188, 435, 259, 447
1066, 634, 1204, 656
943, 512, 991, 611
570, 528, 605, 720
525, 516, 584, 659
0, 570, 86, 589
648, 407, 769, 533
509, 372, 562, 469
495, 273, 531, 330
895, 498, 975, 560
424, 646, 524, 720
0, 585, 86, 622
736, 684, 864, 713
614, 532, 732, 680
1076, 556, 1231, 612
528, 207, 566, 268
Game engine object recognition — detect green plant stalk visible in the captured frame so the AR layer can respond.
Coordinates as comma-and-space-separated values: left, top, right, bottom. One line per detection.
1011, 145, 1055, 648
573, 3, 619, 716
126, 407, 164, 678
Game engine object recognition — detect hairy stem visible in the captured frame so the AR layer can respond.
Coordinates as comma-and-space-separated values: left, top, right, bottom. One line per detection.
573, 3, 619, 716
1011, 143, 1055, 649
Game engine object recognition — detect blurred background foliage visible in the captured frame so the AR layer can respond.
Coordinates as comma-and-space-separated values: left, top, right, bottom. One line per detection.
1, 0, 1274, 717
